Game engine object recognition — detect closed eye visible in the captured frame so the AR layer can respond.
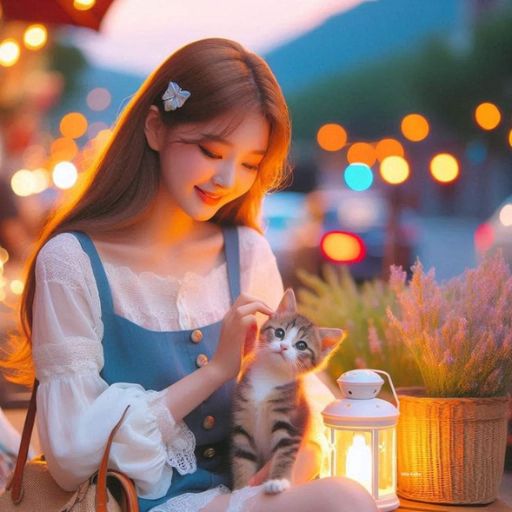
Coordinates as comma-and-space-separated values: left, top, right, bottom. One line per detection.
199, 145, 260, 171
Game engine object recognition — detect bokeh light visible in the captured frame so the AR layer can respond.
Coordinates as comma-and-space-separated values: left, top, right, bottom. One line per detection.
74, 0, 96, 10
474, 223, 494, 253
344, 163, 374, 191
317, 123, 347, 152
86, 88, 111, 111
88, 121, 109, 139
474, 102, 501, 130
60, 112, 88, 139
375, 138, 404, 161
51, 137, 78, 162
321, 231, 366, 264
401, 113, 429, 142
0, 39, 20, 67
32, 168, 51, 194
23, 24, 48, 50
380, 156, 410, 185
0, 248, 9, 264
11, 169, 35, 197
465, 140, 487, 165
499, 204, 512, 227
53, 162, 78, 189
508, 129, 512, 148
347, 142, 376, 166
10, 280, 24, 295
430, 153, 460, 184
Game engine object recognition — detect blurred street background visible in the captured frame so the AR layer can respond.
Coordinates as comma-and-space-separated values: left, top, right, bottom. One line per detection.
0, 0, 512, 481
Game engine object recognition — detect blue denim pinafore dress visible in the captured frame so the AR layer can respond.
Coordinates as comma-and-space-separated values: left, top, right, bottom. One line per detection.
72, 226, 239, 512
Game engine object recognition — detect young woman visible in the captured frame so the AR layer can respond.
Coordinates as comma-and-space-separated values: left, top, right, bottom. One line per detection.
3, 38, 377, 512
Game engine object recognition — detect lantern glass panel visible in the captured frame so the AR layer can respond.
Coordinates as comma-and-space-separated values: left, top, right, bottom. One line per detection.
332, 429, 373, 494
377, 427, 396, 498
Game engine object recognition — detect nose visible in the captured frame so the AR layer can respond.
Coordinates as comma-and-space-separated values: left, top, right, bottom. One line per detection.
213, 160, 236, 189
280, 343, 288, 351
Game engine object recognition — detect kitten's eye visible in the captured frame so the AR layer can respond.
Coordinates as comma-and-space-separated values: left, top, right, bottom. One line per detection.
295, 341, 308, 351
274, 328, 285, 339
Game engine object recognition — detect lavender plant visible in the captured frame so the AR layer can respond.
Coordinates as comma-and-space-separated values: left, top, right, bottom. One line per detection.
296, 264, 422, 388
387, 251, 512, 397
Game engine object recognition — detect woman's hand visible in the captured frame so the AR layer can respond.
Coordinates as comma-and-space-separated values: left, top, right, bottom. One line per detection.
210, 293, 273, 383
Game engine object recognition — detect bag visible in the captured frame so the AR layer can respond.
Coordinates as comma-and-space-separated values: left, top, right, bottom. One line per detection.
0, 380, 139, 511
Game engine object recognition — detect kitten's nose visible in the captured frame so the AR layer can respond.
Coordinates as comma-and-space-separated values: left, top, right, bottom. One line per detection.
280, 343, 288, 351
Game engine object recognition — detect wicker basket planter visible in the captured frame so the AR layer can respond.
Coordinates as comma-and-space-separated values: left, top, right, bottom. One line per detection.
397, 392, 510, 505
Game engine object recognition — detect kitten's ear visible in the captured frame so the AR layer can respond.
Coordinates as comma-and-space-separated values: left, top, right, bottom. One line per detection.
276, 288, 297, 315
319, 328, 345, 358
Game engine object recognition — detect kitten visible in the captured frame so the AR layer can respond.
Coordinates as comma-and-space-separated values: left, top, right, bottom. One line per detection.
230, 288, 344, 494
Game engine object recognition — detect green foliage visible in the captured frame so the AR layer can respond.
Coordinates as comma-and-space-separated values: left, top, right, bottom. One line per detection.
288, 6, 512, 155
47, 42, 88, 101
296, 264, 422, 388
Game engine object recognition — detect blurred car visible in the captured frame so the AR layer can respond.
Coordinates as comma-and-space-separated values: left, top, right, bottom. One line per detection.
474, 194, 512, 264
262, 188, 418, 288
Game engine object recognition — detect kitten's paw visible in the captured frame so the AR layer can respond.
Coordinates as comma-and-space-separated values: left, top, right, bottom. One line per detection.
264, 478, 291, 494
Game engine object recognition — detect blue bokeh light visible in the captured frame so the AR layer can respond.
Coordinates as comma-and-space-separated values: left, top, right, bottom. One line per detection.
344, 163, 374, 191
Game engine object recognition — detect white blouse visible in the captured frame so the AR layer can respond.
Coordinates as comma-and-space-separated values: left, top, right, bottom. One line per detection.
32, 226, 333, 510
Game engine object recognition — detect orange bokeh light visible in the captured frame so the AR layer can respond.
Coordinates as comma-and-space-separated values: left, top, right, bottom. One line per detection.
401, 113, 429, 142
60, 112, 88, 139
317, 123, 347, 152
320, 231, 366, 264
51, 137, 78, 162
347, 142, 376, 167
375, 138, 404, 161
430, 153, 459, 184
474, 102, 501, 131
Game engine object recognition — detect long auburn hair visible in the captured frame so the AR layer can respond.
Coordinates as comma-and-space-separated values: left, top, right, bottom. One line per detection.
2, 38, 292, 386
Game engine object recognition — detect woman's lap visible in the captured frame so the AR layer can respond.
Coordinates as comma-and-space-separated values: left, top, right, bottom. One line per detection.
201, 477, 378, 512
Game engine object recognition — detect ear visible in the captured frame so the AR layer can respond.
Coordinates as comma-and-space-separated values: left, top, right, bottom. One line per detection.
319, 328, 345, 358
276, 288, 297, 315
144, 105, 165, 151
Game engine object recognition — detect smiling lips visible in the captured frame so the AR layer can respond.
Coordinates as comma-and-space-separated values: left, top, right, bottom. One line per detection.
195, 187, 223, 205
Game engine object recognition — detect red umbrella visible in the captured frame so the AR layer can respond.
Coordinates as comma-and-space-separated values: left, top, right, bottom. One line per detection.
0, 0, 116, 31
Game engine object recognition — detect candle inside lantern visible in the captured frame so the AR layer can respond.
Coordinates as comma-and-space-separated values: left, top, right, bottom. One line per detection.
346, 434, 372, 493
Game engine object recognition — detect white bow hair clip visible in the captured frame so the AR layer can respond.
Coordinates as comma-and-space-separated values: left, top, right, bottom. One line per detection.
162, 81, 191, 111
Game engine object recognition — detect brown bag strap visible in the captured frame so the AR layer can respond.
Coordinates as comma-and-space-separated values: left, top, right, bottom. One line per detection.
9, 379, 139, 512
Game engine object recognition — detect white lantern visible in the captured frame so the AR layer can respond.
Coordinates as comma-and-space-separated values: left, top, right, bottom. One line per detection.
322, 369, 400, 511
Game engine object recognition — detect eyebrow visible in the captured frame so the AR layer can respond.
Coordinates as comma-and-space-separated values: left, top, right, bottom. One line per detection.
200, 133, 266, 155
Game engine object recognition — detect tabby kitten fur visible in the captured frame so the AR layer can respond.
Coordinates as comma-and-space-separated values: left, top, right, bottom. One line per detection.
230, 288, 344, 494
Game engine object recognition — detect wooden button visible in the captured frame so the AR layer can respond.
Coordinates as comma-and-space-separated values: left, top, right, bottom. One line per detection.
203, 447, 216, 459
202, 415, 215, 430
196, 354, 209, 368
190, 329, 203, 343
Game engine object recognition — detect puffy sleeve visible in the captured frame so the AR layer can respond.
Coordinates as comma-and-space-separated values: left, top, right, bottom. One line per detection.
32, 234, 196, 499
238, 226, 333, 472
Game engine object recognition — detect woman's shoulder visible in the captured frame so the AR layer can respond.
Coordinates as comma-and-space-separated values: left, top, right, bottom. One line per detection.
36, 232, 91, 278
38, 232, 86, 261
236, 225, 273, 254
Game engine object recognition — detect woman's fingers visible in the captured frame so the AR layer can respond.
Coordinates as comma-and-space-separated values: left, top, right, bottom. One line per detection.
236, 301, 274, 318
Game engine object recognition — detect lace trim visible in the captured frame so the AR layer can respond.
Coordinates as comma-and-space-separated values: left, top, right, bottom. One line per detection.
33, 336, 103, 381
166, 421, 197, 475
147, 392, 197, 476
148, 485, 230, 512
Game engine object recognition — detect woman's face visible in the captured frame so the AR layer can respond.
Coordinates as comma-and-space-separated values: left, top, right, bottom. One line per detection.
151, 110, 270, 221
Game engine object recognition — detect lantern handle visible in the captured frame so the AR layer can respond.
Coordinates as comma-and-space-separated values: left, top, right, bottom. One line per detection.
370, 369, 400, 411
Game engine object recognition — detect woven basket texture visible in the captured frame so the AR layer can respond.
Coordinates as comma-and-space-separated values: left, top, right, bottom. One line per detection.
397, 395, 509, 505
0, 458, 122, 512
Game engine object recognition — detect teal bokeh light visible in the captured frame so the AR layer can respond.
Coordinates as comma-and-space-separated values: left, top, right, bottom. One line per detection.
344, 163, 374, 191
